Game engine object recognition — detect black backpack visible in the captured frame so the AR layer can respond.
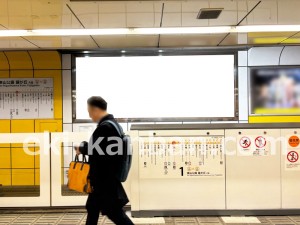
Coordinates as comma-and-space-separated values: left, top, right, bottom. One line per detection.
101, 120, 132, 182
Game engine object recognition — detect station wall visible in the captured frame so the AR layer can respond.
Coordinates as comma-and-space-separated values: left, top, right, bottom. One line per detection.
246, 46, 300, 123
62, 46, 300, 137
0, 51, 62, 186
1, 46, 300, 187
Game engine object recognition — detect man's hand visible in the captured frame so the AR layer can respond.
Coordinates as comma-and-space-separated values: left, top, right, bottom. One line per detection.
74, 146, 81, 155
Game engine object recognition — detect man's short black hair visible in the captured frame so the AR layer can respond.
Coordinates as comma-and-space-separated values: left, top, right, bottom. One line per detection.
87, 96, 107, 110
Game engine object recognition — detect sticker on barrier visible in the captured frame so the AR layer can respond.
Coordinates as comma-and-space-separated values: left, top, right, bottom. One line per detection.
239, 137, 251, 148
255, 136, 266, 148
286, 150, 300, 170
289, 136, 300, 148
287, 151, 298, 163
237, 135, 269, 156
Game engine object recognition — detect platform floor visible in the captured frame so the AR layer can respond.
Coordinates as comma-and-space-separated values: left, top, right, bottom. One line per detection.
1, 210, 300, 225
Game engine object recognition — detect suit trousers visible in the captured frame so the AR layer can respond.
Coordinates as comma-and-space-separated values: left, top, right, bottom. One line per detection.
85, 192, 134, 225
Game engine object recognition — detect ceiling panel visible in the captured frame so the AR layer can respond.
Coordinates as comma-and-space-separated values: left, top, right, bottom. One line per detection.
236, 1, 248, 25
0, 37, 38, 48
32, 15, 62, 29
154, 2, 181, 13
159, 12, 182, 27
246, 0, 278, 25
181, 1, 209, 13
31, 0, 62, 16
126, 1, 154, 13
278, 0, 300, 25
62, 0, 72, 14
0, 0, 8, 16
127, 13, 155, 27
8, 16, 33, 29
61, 14, 72, 28
181, 13, 209, 26
93, 35, 158, 48
99, 13, 126, 28
159, 34, 232, 47
70, 36, 98, 48
68, 2, 98, 14
0, 16, 8, 28
71, 15, 83, 28
210, 0, 238, 10
51, 36, 99, 48
76, 14, 99, 28
219, 33, 238, 46
153, 13, 162, 27
67, 1, 99, 28
0, 38, 10, 48
208, 10, 238, 26
99, 2, 126, 13
7, 0, 32, 17
26, 36, 62, 48
0, 0, 300, 48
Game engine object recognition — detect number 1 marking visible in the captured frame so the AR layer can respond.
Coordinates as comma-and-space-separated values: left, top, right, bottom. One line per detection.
179, 167, 184, 176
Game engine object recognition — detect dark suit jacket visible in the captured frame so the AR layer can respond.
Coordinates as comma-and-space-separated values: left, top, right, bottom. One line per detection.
79, 114, 129, 209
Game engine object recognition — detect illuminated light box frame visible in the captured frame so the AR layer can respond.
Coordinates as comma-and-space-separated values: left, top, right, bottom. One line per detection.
250, 67, 300, 116
74, 54, 236, 122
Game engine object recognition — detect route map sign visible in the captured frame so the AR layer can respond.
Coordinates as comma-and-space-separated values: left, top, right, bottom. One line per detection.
138, 136, 225, 179
0, 78, 54, 119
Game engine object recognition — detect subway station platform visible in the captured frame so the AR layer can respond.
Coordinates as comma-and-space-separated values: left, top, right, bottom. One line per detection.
3, 0, 300, 224
1, 209, 300, 225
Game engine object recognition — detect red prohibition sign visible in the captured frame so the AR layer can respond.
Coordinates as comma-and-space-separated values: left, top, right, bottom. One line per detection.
287, 151, 299, 163
255, 136, 266, 148
239, 137, 251, 148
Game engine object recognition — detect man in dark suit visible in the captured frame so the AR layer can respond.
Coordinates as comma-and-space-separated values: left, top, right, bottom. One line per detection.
75, 96, 134, 225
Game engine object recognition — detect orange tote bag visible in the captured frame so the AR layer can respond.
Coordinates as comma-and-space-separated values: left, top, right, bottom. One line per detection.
68, 154, 92, 193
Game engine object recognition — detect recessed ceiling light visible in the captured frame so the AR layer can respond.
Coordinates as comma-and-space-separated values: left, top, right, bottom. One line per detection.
121, 50, 126, 53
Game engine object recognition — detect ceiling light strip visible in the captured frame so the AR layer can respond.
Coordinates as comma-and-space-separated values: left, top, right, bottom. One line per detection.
1, 25, 300, 37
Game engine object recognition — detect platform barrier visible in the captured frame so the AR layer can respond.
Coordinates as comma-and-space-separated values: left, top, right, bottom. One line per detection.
0, 124, 300, 215
0, 133, 50, 207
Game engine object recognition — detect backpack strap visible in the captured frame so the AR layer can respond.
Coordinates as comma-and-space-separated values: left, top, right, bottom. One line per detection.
100, 120, 124, 137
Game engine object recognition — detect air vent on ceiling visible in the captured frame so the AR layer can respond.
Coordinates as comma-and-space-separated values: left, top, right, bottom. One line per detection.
197, 8, 223, 19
